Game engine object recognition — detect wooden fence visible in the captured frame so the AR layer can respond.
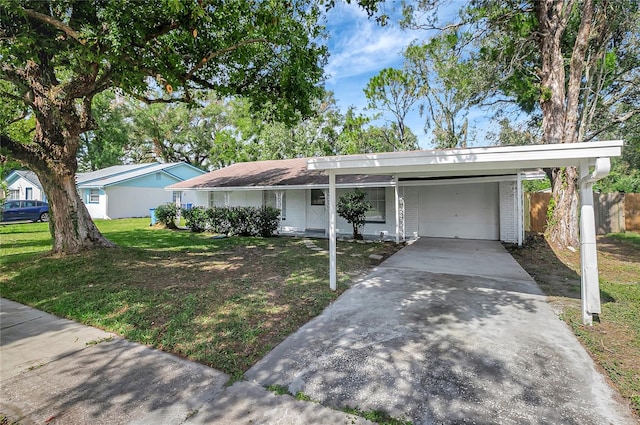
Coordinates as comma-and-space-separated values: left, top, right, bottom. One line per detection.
526, 192, 640, 234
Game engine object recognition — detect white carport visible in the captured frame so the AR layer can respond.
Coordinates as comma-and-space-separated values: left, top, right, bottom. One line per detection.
307, 140, 623, 325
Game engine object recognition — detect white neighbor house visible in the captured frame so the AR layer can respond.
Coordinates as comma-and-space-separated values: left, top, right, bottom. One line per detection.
76, 162, 206, 219
3, 170, 46, 201
167, 156, 543, 244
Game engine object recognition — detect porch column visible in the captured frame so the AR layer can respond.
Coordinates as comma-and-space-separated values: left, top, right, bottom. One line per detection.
329, 171, 337, 291
275, 190, 284, 233
579, 159, 602, 325
394, 175, 400, 244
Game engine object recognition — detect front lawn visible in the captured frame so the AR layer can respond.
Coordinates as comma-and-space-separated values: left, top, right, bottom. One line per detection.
0, 219, 400, 380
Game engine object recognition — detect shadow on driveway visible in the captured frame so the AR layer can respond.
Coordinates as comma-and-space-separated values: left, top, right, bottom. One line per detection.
245, 238, 637, 425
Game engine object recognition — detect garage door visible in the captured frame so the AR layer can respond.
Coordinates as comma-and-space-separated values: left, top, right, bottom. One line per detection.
417, 182, 499, 240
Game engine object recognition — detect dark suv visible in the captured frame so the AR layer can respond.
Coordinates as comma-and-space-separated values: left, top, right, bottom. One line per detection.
0, 200, 50, 222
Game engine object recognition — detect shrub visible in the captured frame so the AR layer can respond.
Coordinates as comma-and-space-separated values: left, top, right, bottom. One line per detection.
202, 206, 280, 237
182, 206, 208, 233
337, 190, 371, 240
154, 203, 179, 229
257, 206, 281, 237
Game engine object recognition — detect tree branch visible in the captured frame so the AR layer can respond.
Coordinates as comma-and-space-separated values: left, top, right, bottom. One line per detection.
132, 93, 192, 104
185, 38, 271, 81
582, 109, 639, 142
21, 8, 86, 45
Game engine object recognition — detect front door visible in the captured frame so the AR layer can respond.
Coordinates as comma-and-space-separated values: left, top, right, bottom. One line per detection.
306, 189, 327, 231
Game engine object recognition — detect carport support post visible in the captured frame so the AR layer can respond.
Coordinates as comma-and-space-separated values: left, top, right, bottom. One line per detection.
329, 171, 337, 291
394, 175, 400, 244
579, 159, 601, 325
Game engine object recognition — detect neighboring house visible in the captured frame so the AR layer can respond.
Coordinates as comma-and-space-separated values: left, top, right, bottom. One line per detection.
77, 163, 206, 219
2, 170, 46, 202
167, 156, 544, 243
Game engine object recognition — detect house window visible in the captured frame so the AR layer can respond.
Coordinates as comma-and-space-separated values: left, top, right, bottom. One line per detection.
25, 187, 33, 200
263, 191, 286, 220
209, 192, 226, 208
7, 189, 19, 200
364, 188, 386, 223
88, 189, 100, 203
172, 191, 182, 205
310, 189, 325, 206
155, 173, 161, 181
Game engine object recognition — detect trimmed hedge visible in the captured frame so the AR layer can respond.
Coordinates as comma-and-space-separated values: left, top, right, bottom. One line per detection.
180, 205, 280, 237
181, 206, 208, 233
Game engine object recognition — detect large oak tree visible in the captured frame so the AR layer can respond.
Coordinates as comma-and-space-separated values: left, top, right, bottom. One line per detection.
0, 0, 326, 253
403, 0, 639, 248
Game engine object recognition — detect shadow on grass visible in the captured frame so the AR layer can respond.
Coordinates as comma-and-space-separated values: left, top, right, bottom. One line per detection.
596, 235, 640, 263
506, 234, 617, 303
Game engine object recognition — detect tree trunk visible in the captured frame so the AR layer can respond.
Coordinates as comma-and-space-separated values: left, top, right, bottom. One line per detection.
535, 0, 589, 249
2, 60, 115, 254
37, 168, 115, 254
548, 167, 580, 248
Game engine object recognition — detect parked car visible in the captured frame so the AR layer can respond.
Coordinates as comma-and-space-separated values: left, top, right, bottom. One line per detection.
0, 200, 49, 222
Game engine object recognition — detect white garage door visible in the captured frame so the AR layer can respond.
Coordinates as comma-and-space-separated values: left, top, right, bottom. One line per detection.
417, 182, 499, 240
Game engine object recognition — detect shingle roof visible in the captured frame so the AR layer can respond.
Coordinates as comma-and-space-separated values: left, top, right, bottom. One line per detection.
167, 158, 394, 190
77, 163, 187, 187
9, 170, 42, 188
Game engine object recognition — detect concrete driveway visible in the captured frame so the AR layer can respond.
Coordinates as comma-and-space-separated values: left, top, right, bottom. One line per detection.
246, 238, 637, 425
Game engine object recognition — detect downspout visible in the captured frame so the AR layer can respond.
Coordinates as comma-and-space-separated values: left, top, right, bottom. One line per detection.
579, 157, 611, 325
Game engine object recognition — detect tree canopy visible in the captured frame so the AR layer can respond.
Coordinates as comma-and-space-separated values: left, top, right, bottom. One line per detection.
0, 0, 327, 253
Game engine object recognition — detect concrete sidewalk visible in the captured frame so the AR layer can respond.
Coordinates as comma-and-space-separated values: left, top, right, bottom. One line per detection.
0, 298, 372, 425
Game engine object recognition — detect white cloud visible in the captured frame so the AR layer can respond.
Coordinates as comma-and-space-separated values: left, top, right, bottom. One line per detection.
324, 4, 417, 83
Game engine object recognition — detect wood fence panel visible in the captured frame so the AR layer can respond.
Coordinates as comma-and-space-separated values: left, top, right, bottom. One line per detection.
594, 193, 625, 234
625, 193, 640, 232
529, 192, 551, 233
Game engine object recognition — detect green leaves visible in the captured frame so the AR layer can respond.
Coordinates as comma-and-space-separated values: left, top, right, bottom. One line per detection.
337, 189, 371, 239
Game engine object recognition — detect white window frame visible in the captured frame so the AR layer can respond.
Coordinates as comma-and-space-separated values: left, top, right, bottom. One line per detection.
88, 188, 100, 204
7, 189, 19, 200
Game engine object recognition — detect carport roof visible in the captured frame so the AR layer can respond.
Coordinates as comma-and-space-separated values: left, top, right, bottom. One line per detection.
307, 140, 624, 177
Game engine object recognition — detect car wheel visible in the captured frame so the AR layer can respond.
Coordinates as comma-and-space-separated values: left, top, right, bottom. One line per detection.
39, 212, 50, 222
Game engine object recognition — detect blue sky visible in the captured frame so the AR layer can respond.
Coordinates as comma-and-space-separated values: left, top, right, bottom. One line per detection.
322, 2, 494, 148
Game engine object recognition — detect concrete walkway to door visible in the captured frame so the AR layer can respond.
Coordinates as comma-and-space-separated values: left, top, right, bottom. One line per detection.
245, 238, 637, 425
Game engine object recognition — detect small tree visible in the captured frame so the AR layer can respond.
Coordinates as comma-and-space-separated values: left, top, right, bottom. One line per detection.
337, 190, 371, 240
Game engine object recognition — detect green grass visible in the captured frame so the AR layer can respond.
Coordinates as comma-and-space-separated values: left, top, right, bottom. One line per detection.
0, 219, 399, 380
606, 231, 640, 248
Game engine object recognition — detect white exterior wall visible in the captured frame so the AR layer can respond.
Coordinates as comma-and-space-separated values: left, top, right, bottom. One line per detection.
228, 191, 262, 207
105, 186, 173, 219
193, 191, 210, 207
6, 177, 45, 201
499, 181, 519, 244
83, 190, 108, 219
